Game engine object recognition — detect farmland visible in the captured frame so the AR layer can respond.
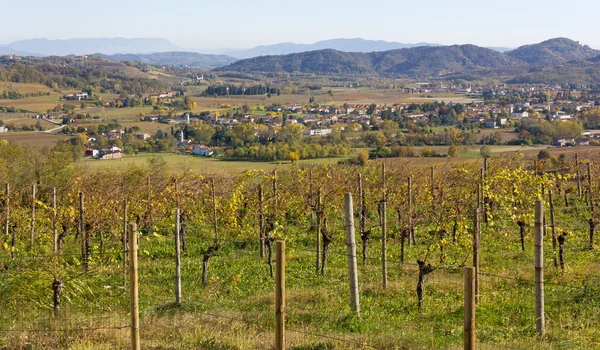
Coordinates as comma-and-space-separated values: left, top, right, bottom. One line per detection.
1, 142, 600, 348
82, 153, 349, 173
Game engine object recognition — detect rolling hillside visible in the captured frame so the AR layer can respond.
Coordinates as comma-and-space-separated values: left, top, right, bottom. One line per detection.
506, 38, 599, 65
98, 52, 237, 69
217, 44, 523, 77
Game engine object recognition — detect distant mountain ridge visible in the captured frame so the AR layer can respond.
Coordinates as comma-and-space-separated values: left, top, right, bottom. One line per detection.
97, 52, 238, 69
6, 38, 180, 56
226, 38, 441, 58
0, 45, 42, 56
216, 38, 598, 82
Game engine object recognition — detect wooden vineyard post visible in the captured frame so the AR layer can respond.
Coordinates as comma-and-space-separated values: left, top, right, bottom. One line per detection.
80, 192, 89, 270
275, 240, 286, 350
431, 165, 435, 208
534, 200, 545, 338
549, 191, 558, 268
123, 199, 128, 276
477, 183, 482, 211
258, 185, 265, 258
464, 266, 476, 350
175, 208, 182, 306
212, 179, 219, 245
588, 163, 594, 214
344, 193, 360, 313
52, 187, 57, 253
272, 170, 278, 220
4, 184, 9, 237
316, 189, 322, 273
576, 153, 582, 199
381, 162, 387, 288
30, 184, 36, 245
128, 223, 140, 350
408, 176, 415, 245
483, 156, 488, 175
480, 168, 487, 223
358, 174, 367, 264
473, 208, 480, 305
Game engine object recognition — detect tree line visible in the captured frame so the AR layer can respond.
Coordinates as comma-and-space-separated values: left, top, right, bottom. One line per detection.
203, 84, 281, 97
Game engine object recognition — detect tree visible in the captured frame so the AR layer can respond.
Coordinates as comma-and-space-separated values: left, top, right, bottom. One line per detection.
231, 123, 257, 147
537, 150, 551, 161
287, 151, 300, 163
184, 96, 197, 110
188, 124, 216, 145
278, 124, 305, 144
448, 145, 459, 158
480, 145, 492, 158
355, 150, 369, 166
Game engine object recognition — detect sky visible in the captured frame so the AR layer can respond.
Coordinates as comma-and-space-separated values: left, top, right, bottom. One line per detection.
1, 0, 599, 49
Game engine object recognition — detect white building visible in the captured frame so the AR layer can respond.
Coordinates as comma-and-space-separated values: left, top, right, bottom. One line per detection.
305, 129, 332, 136
193, 145, 213, 156
550, 112, 573, 121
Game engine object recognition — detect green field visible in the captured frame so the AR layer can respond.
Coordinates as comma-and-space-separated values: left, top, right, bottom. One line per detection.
0, 93, 79, 113
82, 153, 349, 173
0, 82, 54, 94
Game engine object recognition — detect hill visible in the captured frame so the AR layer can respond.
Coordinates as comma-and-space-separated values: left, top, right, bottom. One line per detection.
506, 38, 599, 65
97, 52, 238, 69
226, 38, 439, 58
0, 46, 42, 57
0, 56, 171, 95
6, 38, 180, 56
507, 58, 600, 85
217, 45, 523, 77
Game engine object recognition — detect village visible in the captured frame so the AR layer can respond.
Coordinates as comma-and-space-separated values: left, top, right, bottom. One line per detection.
3, 82, 598, 160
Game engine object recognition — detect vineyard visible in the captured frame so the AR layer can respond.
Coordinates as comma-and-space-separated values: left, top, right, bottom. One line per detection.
1, 147, 600, 349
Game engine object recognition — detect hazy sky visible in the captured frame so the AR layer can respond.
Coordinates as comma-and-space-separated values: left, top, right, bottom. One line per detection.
2, 0, 599, 49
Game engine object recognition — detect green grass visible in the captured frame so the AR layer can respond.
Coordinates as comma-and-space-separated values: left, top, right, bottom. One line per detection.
2, 203, 600, 349
81, 153, 348, 173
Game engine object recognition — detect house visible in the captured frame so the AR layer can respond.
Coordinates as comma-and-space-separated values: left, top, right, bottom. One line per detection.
305, 128, 332, 136
63, 92, 88, 101
192, 144, 213, 156
299, 117, 320, 125
549, 112, 572, 121
553, 137, 576, 147
0, 126, 7, 133
576, 138, 590, 146
510, 111, 529, 118
148, 91, 174, 100
85, 149, 99, 158
134, 133, 151, 141
99, 146, 124, 159
102, 146, 122, 153
483, 119, 497, 129
106, 129, 125, 139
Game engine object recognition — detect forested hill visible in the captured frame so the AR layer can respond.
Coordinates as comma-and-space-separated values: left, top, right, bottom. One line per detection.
0, 56, 170, 95
506, 38, 600, 65
216, 38, 600, 83
216, 45, 522, 77
97, 52, 238, 69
